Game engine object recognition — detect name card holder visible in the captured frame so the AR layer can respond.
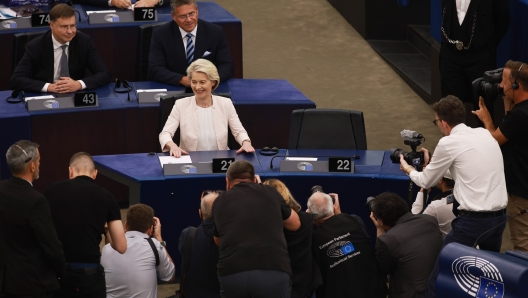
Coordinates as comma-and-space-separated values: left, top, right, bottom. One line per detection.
163, 163, 214, 175
0, 18, 32, 30
279, 159, 355, 173
26, 95, 99, 111
88, 10, 157, 24
31, 13, 50, 27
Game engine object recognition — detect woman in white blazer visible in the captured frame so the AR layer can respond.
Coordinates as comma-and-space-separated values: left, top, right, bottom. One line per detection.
159, 59, 255, 157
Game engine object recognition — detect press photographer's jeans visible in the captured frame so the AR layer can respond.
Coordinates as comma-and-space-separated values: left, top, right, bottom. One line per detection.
54, 263, 105, 298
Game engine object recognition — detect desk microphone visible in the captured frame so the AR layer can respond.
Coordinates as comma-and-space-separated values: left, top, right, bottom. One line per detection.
269, 155, 286, 170
114, 79, 134, 101
472, 209, 527, 248
6, 90, 25, 104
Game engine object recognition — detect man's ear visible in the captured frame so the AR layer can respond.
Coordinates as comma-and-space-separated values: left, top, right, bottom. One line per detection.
92, 169, 98, 180
199, 209, 203, 220
69, 167, 74, 179
226, 177, 230, 190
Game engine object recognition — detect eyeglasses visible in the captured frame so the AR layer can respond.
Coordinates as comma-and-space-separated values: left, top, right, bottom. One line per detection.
14, 145, 32, 163
57, 25, 77, 32
432, 118, 441, 126
201, 190, 222, 199
176, 11, 196, 20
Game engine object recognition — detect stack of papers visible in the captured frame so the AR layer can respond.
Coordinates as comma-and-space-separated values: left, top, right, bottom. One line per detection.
158, 155, 192, 166
0, 8, 17, 19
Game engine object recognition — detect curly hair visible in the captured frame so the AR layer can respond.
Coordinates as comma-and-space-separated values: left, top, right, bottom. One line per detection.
431, 95, 465, 127
371, 192, 409, 228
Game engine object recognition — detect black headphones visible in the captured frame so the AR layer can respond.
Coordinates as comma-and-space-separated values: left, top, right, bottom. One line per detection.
512, 63, 524, 90
259, 147, 279, 156
5, 90, 25, 104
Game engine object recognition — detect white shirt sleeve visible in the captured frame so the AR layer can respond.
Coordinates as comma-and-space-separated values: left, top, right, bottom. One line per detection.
156, 244, 175, 282
409, 141, 452, 189
411, 192, 425, 214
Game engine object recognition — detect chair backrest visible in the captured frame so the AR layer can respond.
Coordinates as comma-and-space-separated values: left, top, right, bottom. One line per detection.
12, 31, 47, 74
158, 93, 240, 151
288, 108, 367, 150
137, 23, 163, 81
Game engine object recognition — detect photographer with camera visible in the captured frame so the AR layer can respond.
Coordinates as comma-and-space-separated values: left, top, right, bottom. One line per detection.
308, 189, 387, 298
400, 96, 507, 297
473, 60, 528, 252
411, 171, 456, 238
369, 192, 442, 298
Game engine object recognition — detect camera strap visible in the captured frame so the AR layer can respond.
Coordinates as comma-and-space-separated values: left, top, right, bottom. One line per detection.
145, 237, 160, 267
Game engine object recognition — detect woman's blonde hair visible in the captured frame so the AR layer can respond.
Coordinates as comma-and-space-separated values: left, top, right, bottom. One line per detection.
263, 179, 301, 212
186, 59, 220, 91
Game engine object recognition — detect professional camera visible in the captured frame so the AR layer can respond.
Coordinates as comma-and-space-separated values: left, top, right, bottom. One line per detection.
472, 68, 504, 104
311, 185, 335, 204
365, 196, 376, 212
389, 130, 425, 170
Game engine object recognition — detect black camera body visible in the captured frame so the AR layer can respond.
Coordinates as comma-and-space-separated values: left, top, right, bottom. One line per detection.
390, 148, 424, 168
472, 68, 504, 104
311, 185, 335, 204
365, 196, 376, 212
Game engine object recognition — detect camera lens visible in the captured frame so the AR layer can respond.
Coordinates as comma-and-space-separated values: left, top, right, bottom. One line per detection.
365, 196, 376, 212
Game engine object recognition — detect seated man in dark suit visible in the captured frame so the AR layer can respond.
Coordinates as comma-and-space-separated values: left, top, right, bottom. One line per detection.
0, 140, 66, 297
178, 191, 221, 297
148, 0, 234, 87
10, 4, 111, 93
71, 0, 168, 10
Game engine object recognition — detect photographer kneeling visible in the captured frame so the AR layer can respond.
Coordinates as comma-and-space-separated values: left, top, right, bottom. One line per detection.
370, 192, 443, 298
308, 192, 387, 298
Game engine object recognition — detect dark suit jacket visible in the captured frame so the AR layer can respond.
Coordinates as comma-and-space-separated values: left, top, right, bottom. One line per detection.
376, 213, 443, 298
10, 30, 111, 93
441, 0, 509, 50
71, 0, 170, 8
148, 19, 234, 86
0, 177, 66, 295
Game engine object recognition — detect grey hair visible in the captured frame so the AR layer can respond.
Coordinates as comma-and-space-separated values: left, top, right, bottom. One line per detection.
170, 0, 197, 13
6, 140, 39, 175
201, 192, 219, 219
186, 59, 220, 91
307, 192, 334, 220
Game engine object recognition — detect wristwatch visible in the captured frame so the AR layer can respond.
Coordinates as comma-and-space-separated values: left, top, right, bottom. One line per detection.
157, 0, 163, 6
159, 240, 167, 247
243, 139, 251, 144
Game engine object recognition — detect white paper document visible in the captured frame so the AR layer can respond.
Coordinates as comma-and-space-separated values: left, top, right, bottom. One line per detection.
159, 155, 192, 166
25, 95, 55, 101
137, 89, 168, 93
285, 157, 318, 161
86, 10, 117, 15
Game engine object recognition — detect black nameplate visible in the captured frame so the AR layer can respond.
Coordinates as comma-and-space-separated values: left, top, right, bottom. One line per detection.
134, 8, 156, 21
212, 158, 235, 173
329, 157, 353, 172
74, 92, 97, 107
31, 13, 50, 27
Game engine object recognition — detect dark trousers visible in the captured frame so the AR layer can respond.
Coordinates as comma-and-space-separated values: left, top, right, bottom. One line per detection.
2, 293, 53, 298
424, 213, 507, 298
218, 270, 291, 298
53, 264, 105, 298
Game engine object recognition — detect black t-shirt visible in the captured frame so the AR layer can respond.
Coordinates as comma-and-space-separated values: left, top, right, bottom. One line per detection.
284, 211, 322, 298
499, 100, 528, 198
312, 214, 387, 298
212, 182, 292, 277
46, 176, 121, 263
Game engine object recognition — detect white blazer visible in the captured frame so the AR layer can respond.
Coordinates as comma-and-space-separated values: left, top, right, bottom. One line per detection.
159, 95, 250, 152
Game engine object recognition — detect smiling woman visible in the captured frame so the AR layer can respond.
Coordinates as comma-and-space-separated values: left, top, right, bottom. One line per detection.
159, 59, 255, 157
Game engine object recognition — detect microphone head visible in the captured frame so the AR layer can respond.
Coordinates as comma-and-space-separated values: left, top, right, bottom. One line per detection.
521, 209, 527, 215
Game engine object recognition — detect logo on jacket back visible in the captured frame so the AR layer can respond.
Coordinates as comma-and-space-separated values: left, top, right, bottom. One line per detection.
327, 241, 355, 258
452, 256, 504, 298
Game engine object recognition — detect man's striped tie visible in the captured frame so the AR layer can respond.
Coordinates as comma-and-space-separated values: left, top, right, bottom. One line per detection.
186, 33, 194, 65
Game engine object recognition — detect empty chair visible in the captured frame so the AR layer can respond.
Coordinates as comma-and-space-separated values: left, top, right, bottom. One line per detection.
137, 23, 163, 81
288, 109, 367, 150
12, 31, 47, 73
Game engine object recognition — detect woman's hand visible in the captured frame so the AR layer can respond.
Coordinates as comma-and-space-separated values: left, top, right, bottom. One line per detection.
168, 143, 188, 157
236, 140, 255, 154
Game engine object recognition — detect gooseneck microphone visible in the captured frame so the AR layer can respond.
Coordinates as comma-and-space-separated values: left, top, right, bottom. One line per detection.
472, 209, 527, 248
268, 155, 286, 170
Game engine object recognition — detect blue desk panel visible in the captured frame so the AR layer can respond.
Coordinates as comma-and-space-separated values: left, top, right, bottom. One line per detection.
0, 2, 243, 90
93, 149, 409, 275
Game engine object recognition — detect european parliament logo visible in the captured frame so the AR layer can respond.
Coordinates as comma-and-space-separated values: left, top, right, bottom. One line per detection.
452, 256, 504, 298
327, 241, 355, 258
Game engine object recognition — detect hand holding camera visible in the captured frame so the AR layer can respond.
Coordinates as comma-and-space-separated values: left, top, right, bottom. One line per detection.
152, 217, 162, 242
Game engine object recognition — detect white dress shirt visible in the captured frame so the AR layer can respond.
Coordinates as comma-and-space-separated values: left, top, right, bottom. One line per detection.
456, 0, 471, 25
179, 25, 198, 53
409, 124, 507, 211
42, 35, 86, 92
101, 231, 175, 298
196, 106, 219, 151
412, 193, 456, 238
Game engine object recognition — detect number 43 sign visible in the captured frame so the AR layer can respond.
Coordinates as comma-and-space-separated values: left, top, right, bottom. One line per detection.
74, 92, 97, 107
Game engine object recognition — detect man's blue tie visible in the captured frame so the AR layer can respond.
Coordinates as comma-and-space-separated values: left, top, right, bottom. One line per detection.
60, 44, 69, 77
186, 33, 194, 65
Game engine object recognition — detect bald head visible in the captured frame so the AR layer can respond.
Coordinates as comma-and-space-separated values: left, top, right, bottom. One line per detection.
69, 152, 97, 179
307, 192, 334, 220
200, 192, 219, 219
